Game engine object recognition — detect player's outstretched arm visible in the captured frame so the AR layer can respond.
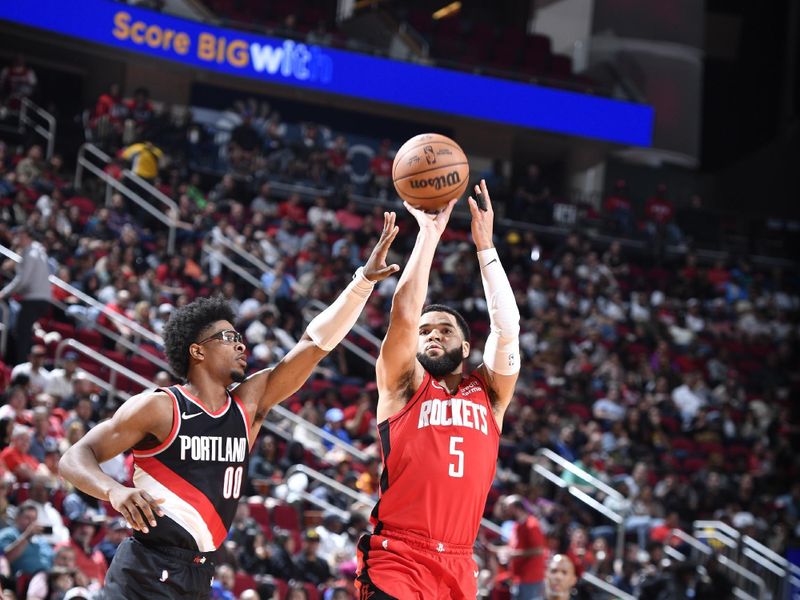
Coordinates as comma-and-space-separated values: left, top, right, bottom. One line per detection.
236, 212, 400, 430
468, 180, 520, 420
376, 199, 457, 415
59, 391, 171, 533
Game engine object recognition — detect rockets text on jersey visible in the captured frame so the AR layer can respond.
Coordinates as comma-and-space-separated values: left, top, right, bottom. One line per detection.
370, 371, 500, 546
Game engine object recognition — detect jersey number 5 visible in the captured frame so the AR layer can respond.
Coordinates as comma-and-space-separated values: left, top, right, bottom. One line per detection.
223, 466, 243, 499
449, 436, 464, 478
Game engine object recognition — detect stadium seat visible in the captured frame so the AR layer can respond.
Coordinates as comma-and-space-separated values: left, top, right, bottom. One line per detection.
271, 503, 300, 532
233, 572, 258, 596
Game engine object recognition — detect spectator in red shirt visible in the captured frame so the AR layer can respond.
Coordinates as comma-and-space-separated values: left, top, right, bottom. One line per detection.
501, 495, 547, 600
565, 526, 595, 577
92, 82, 128, 147
56, 514, 108, 588
369, 139, 393, 197
343, 389, 376, 443
644, 184, 683, 248
0, 425, 45, 483
278, 192, 308, 223
603, 179, 633, 235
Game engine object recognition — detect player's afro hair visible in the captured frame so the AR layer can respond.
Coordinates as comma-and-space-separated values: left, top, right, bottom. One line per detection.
163, 296, 236, 380
421, 304, 471, 343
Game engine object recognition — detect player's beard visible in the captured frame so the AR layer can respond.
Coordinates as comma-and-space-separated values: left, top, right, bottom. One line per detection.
417, 347, 463, 378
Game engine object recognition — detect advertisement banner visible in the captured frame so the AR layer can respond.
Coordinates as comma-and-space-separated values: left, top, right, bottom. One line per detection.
0, 0, 653, 146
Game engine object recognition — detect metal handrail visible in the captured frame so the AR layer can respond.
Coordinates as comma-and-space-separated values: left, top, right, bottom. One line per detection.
55, 339, 154, 399
0, 301, 9, 358
532, 463, 625, 566
202, 243, 264, 290
0, 244, 165, 350
694, 520, 741, 541
294, 490, 353, 521
672, 529, 767, 600
270, 405, 370, 462
743, 534, 800, 577
74, 144, 178, 254
536, 448, 623, 500
286, 464, 374, 507
214, 233, 272, 275
20, 98, 56, 159
580, 572, 636, 600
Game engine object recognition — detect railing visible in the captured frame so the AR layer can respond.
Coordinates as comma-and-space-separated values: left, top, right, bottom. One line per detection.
0, 243, 172, 377
580, 572, 636, 600
202, 243, 264, 290
74, 143, 179, 254
55, 338, 154, 400
267, 405, 371, 462
286, 464, 373, 508
20, 98, 56, 159
532, 461, 626, 568
0, 300, 9, 358
694, 520, 799, 600
671, 528, 767, 600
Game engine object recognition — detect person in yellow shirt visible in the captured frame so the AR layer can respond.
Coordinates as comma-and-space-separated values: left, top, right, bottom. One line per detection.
120, 140, 163, 182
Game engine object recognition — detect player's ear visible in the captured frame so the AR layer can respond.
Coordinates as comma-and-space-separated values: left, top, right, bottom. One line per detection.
189, 343, 204, 362
462, 340, 470, 359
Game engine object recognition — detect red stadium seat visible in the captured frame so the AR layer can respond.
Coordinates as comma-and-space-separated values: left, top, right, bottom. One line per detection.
247, 500, 272, 537
233, 572, 258, 596
304, 582, 321, 600
271, 503, 300, 532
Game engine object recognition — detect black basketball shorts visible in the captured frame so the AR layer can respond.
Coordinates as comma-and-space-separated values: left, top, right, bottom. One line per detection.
102, 537, 215, 600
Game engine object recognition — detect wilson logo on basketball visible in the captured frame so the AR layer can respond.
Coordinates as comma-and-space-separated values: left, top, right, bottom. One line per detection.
409, 170, 461, 191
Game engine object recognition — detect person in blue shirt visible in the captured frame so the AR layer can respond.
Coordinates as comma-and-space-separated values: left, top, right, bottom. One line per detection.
322, 408, 352, 450
0, 500, 53, 576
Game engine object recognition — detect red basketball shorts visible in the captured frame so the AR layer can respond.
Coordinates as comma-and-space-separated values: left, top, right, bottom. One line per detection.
355, 529, 478, 599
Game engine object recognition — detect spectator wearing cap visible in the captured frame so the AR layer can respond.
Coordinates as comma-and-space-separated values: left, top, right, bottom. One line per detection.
45, 351, 84, 400
0, 500, 54, 576
294, 528, 331, 586
26, 544, 86, 600
62, 586, 91, 600
94, 517, 129, 564
0, 226, 51, 364
315, 511, 354, 572
26, 474, 69, 544
0, 425, 46, 483
56, 513, 107, 587
322, 407, 351, 451
10, 344, 51, 394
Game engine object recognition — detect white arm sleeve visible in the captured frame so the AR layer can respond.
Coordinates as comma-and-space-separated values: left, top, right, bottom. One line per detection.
306, 267, 375, 351
478, 248, 521, 375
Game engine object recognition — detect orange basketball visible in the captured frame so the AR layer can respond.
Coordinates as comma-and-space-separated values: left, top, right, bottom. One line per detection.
392, 133, 469, 210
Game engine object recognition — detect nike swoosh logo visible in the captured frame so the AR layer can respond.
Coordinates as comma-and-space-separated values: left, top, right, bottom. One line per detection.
474, 569, 480, 578
182, 412, 202, 420
481, 258, 498, 268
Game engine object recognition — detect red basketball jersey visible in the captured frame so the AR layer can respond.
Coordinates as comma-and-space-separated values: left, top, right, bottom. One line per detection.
370, 370, 500, 546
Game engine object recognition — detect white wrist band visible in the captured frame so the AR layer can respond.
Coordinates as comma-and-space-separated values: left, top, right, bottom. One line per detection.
306, 267, 375, 351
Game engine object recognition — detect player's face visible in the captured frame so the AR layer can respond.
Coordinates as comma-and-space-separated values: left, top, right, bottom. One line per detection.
195, 320, 247, 383
416, 312, 467, 378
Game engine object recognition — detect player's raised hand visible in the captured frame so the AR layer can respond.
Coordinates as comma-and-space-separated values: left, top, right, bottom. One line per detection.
403, 198, 458, 237
363, 211, 401, 282
467, 179, 495, 251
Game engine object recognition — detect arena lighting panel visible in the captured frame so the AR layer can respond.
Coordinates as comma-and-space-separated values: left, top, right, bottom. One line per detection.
0, 0, 653, 146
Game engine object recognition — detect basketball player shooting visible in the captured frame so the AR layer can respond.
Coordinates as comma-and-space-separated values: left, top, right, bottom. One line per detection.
59, 213, 400, 599
356, 180, 521, 599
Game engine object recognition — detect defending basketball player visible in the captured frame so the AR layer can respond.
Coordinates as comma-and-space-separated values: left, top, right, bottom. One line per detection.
356, 180, 521, 599
59, 213, 400, 599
